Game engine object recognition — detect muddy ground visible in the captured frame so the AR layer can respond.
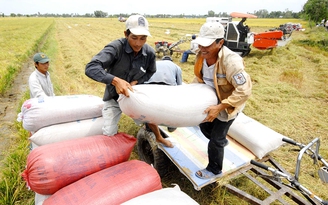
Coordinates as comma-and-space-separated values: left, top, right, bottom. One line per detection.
0, 59, 34, 167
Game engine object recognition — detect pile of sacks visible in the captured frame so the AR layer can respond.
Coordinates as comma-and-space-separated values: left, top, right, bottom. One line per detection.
17, 95, 105, 146
18, 94, 199, 205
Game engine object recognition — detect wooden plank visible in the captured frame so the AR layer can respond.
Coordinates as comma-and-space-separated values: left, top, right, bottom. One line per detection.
261, 188, 290, 204
159, 126, 255, 190
245, 170, 290, 204
250, 156, 311, 205
224, 157, 312, 205
224, 184, 263, 205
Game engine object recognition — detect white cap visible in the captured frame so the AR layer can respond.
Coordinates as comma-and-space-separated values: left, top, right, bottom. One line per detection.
194, 22, 225, 47
125, 15, 151, 36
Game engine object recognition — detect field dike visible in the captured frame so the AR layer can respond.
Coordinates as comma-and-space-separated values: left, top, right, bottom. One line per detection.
0, 22, 52, 167
0, 59, 33, 165
0, 20, 54, 205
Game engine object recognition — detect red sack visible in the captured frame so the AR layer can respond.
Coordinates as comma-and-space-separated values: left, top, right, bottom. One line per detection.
22, 133, 136, 195
43, 160, 162, 205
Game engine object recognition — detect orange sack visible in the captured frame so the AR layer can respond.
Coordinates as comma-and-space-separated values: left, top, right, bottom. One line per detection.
22, 133, 136, 195
43, 160, 162, 205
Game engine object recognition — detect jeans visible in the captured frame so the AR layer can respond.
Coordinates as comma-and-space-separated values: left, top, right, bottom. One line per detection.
180, 50, 193, 62
200, 118, 235, 174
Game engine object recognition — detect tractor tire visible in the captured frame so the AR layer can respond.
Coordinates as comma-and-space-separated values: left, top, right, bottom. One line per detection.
136, 127, 170, 177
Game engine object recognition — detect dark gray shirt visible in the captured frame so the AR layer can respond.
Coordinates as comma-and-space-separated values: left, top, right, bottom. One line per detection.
85, 38, 156, 101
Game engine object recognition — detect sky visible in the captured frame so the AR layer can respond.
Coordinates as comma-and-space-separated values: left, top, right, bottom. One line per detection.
0, 0, 308, 15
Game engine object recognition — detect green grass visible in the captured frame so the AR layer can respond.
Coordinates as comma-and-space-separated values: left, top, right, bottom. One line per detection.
0, 92, 34, 205
0, 18, 54, 95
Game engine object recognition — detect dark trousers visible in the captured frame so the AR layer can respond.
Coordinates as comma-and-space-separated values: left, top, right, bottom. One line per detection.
200, 118, 235, 174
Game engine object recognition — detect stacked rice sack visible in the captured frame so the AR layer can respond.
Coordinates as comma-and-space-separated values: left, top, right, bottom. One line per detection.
122, 184, 200, 205
17, 95, 104, 147
18, 95, 163, 204
228, 112, 286, 159
22, 135, 162, 205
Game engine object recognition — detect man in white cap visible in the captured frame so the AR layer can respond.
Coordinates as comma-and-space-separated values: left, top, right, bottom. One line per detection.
85, 15, 173, 147
193, 22, 252, 179
29, 52, 55, 98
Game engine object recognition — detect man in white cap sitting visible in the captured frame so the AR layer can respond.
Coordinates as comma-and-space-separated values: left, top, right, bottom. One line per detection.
85, 14, 173, 147
193, 22, 252, 179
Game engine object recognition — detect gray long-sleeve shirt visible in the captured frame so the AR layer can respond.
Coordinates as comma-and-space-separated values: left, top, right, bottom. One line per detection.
85, 38, 156, 101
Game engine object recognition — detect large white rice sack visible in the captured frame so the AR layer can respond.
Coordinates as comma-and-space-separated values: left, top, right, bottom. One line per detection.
30, 117, 104, 146
122, 185, 199, 205
18, 95, 103, 132
228, 112, 286, 159
35, 193, 51, 205
118, 84, 218, 127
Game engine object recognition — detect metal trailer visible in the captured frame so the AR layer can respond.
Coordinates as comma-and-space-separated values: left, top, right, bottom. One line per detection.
136, 125, 327, 205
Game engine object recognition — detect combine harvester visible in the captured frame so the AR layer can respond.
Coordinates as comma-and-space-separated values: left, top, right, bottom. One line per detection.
208, 12, 290, 57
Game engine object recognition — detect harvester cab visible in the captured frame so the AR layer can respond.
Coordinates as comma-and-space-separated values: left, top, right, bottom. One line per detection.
224, 20, 254, 57
206, 14, 255, 57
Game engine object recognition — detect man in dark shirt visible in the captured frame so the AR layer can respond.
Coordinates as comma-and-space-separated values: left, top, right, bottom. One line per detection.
85, 15, 173, 147
237, 17, 249, 42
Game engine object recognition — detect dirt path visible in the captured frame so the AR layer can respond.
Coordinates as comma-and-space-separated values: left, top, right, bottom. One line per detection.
0, 59, 34, 166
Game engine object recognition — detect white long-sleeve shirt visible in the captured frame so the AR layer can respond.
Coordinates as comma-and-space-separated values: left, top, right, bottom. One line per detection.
190, 40, 199, 53
29, 69, 55, 98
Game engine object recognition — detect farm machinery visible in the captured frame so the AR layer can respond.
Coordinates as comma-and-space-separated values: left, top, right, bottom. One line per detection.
269, 23, 303, 39
118, 16, 126, 22
154, 12, 294, 58
208, 12, 292, 57
154, 36, 190, 57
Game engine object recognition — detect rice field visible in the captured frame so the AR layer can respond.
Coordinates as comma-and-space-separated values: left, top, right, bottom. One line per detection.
1, 17, 327, 205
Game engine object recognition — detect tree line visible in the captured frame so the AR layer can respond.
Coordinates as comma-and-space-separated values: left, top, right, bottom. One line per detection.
2, 0, 327, 24
3, 10, 302, 19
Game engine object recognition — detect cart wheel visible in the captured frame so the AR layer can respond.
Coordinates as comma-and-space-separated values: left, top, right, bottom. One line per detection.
137, 127, 170, 177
